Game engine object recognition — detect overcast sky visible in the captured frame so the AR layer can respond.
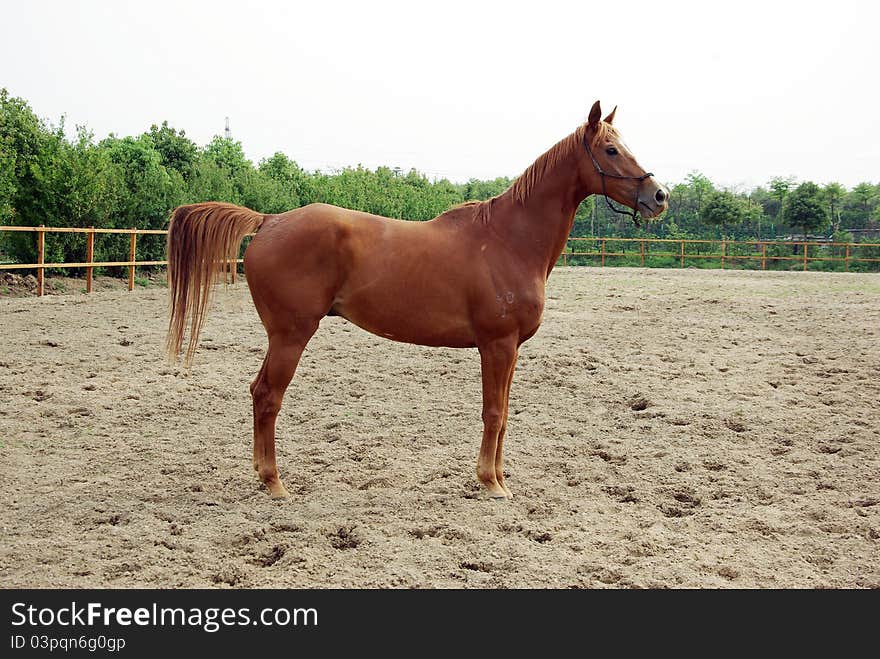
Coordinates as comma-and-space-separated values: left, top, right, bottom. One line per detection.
3, 0, 878, 190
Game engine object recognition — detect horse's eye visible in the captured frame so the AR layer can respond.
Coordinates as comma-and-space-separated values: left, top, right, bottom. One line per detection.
606, 146, 619, 156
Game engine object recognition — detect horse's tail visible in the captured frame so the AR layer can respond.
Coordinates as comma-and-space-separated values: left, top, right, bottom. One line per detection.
166, 202, 265, 364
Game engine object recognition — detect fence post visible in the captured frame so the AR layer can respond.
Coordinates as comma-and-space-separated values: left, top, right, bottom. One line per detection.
845, 244, 850, 272
721, 240, 725, 270
36, 226, 45, 296
86, 227, 95, 293
128, 230, 136, 291
680, 240, 685, 268
640, 240, 645, 267
761, 242, 766, 270
601, 239, 606, 267
563, 244, 568, 267
803, 243, 808, 271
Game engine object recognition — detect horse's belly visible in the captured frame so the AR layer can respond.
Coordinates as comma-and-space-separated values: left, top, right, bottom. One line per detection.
332, 285, 476, 348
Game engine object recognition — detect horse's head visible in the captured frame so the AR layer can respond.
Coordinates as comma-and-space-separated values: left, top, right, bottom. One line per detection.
579, 100, 668, 223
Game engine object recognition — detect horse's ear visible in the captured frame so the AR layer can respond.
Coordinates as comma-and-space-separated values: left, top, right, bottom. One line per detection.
588, 100, 602, 128
603, 106, 617, 124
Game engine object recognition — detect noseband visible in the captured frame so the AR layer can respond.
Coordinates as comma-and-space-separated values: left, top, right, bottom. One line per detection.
583, 133, 653, 227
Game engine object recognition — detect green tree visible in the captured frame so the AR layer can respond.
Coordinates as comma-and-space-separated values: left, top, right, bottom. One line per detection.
822, 182, 846, 231
145, 121, 199, 178
571, 197, 596, 237
259, 152, 302, 185
701, 190, 745, 235
8, 126, 122, 266
0, 148, 14, 224
238, 168, 299, 214
849, 182, 878, 226
783, 181, 829, 237
659, 172, 715, 238
685, 171, 713, 213
768, 176, 796, 223
462, 176, 511, 201
203, 136, 250, 178
101, 134, 181, 230
0, 89, 52, 228
185, 158, 239, 204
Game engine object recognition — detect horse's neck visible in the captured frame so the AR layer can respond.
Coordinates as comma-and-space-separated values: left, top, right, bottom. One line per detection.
498, 149, 591, 276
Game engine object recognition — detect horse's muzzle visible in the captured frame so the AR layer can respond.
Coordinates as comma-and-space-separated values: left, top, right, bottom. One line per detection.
638, 181, 669, 219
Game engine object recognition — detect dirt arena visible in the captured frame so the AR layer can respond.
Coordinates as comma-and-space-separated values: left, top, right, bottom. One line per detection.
1, 267, 878, 588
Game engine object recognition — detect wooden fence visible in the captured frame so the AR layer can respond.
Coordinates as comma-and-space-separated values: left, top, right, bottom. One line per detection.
1, 226, 879, 296
559, 237, 880, 271
0, 226, 167, 296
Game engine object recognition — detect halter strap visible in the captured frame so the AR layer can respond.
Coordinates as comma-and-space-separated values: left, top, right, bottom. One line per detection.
582, 133, 653, 228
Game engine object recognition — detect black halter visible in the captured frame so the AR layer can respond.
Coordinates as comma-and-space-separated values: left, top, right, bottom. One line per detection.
583, 133, 653, 228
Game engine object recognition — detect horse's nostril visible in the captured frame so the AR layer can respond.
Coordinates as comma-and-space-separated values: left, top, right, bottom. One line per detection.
655, 188, 667, 203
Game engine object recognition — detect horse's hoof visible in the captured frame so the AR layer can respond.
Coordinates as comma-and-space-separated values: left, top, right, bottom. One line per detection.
266, 482, 290, 499
478, 476, 510, 500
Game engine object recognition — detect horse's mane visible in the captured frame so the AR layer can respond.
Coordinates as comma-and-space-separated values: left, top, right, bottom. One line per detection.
451, 121, 617, 224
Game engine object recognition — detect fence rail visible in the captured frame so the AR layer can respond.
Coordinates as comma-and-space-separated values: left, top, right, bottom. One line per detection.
559, 237, 880, 271
0, 225, 245, 296
2, 226, 879, 296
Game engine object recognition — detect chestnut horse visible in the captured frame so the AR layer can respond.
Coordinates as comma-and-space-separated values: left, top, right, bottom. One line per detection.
166, 101, 668, 499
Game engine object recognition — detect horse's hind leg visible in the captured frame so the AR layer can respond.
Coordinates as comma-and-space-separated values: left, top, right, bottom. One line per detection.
250, 357, 270, 474
250, 318, 319, 498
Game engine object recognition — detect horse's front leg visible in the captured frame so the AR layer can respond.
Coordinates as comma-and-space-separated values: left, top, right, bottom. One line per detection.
477, 337, 518, 499
495, 364, 516, 498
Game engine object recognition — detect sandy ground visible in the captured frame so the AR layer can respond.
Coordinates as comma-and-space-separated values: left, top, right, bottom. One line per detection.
1, 267, 878, 588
